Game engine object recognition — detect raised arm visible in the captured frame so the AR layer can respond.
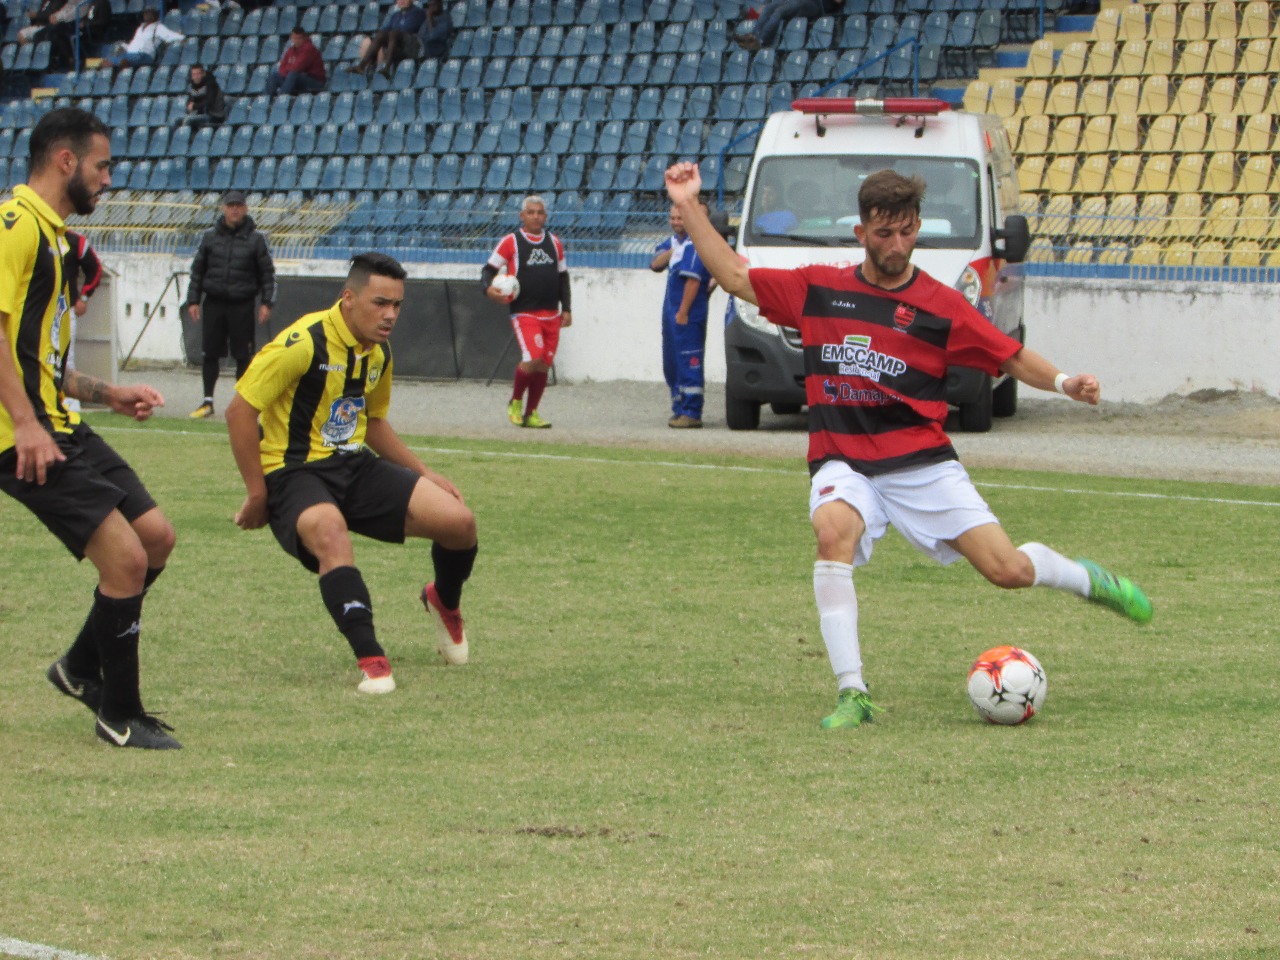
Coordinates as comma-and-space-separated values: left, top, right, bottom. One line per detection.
664, 161, 755, 304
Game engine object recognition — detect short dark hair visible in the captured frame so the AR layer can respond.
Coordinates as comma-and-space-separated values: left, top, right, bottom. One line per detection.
857, 169, 926, 224
347, 252, 407, 289
290, 25, 307, 37
29, 108, 110, 172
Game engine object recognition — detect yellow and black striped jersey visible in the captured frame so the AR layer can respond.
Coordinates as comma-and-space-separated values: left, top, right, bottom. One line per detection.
236, 300, 393, 475
0, 184, 79, 452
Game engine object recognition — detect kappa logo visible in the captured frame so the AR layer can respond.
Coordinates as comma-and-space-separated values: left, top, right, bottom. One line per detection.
285, 332, 302, 347
343, 600, 369, 616
526, 248, 555, 266
116, 621, 141, 639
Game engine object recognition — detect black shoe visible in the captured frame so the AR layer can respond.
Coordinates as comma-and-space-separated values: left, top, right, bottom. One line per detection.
47, 656, 103, 713
95, 712, 182, 750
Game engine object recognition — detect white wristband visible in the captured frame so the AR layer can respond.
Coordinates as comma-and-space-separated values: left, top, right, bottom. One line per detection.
1054, 372, 1069, 395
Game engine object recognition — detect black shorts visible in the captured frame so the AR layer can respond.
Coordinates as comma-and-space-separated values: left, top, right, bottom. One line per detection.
265, 450, 419, 573
0, 422, 159, 559
202, 297, 256, 360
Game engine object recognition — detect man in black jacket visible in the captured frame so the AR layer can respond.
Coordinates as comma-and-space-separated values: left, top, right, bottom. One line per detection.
185, 190, 275, 419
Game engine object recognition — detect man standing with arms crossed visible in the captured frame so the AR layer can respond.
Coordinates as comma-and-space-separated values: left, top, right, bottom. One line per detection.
483, 195, 572, 429
186, 189, 276, 420
0, 108, 180, 749
650, 202, 713, 428
227, 253, 477, 693
665, 161, 1152, 730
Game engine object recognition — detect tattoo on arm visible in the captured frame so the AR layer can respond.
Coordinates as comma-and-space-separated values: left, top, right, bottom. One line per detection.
64, 370, 110, 404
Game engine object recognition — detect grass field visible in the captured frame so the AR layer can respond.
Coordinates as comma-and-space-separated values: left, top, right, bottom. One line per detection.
2, 416, 1278, 960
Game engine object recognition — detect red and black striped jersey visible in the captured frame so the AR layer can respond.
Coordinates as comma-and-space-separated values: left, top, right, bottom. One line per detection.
750, 263, 1021, 476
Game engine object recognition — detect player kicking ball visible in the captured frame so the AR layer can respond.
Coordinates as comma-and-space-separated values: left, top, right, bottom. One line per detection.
665, 162, 1152, 730
226, 253, 478, 692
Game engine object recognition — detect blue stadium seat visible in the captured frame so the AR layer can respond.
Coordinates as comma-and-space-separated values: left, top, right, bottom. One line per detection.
253, 157, 277, 193
780, 49, 809, 82
317, 5, 339, 34
187, 156, 210, 192
485, 156, 510, 191
459, 56, 483, 89
749, 48, 776, 82
230, 124, 255, 158
560, 153, 586, 191
481, 56, 507, 88
530, 0, 553, 25
298, 157, 324, 191
475, 121, 501, 155
651, 52, 678, 86
233, 157, 256, 191
417, 89, 440, 123
687, 84, 713, 120
809, 49, 838, 82
742, 83, 768, 119
492, 24, 517, 57
251, 125, 276, 157
110, 68, 132, 98
635, 85, 662, 121
510, 86, 534, 122
208, 124, 233, 158
600, 53, 627, 86
149, 128, 172, 160
597, 120, 624, 154
359, 123, 384, 156
535, 87, 561, 121
452, 121, 477, 154
529, 55, 554, 86
722, 48, 749, 84
124, 126, 146, 158
463, 88, 486, 122
459, 154, 484, 190
316, 123, 340, 155
383, 121, 406, 155
337, 3, 360, 33
641, 155, 670, 192
611, 155, 640, 191
705, 17, 730, 52
366, 156, 390, 192
508, 154, 533, 192
553, 0, 576, 25
653, 119, 678, 155
624, 53, 650, 86
705, 119, 733, 156
413, 59, 439, 88
577, 56, 604, 87
584, 22, 607, 55
270, 124, 295, 157
570, 120, 596, 154
551, 57, 576, 86
437, 57, 463, 89
503, 55, 530, 87
321, 156, 346, 191
537, 25, 563, 58
661, 85, 689, 120
412, 155, 435, 191
405, 121, 427, 154
842, 14, 869, 49
209, 157, 234, 192
387, 155, 411, 190
808, 15, 835, 49
767, 81, 793, 113
523, 121, 548, 154
352, 90, 375, 125
547, 120, 572, 154
779, 18, 807, 51
608, 85, 635, 121
168, 125, 192, 159
623, 119, 650, 153
128, 66, 152, 96
532, 153, 558, 192
678, 120, 706, 157
515, 26, 540, 58
607, 21, 630, 56
439, 88, 463, 122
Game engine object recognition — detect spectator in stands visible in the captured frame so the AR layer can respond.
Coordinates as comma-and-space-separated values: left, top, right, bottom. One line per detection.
737, 0, 843, 50
47, 0, 112, 70
17, 0, 71, 45
181, 64, 227, 127
405, 0, 451, 61
102, 7, 183, 74
349, 0, 426, 78
266, 26, 326, 96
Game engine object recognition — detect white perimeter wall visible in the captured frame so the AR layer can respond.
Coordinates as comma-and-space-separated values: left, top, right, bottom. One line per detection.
111, 255, 1280, 403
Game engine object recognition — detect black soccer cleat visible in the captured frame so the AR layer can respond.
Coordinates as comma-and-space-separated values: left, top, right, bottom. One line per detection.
47, 656, 104, 713
95, 712, 182, 750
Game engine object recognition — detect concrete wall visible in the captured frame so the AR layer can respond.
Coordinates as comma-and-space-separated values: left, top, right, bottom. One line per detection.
108, 253, 1280, 403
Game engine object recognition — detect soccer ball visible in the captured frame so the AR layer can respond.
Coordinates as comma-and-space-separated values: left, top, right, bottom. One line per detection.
966, 645, 1047, 725
492, 273, 520, 303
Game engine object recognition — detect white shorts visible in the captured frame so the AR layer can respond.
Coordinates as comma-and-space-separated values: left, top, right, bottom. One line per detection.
808, 459, 999, 568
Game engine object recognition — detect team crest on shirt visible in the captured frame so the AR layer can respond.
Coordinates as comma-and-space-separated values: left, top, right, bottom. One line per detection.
367, 365, 381, 386
2, 210, 20, 230
320, 395, 365, 448
47, 293, 69, 367
893, 304, 916, 329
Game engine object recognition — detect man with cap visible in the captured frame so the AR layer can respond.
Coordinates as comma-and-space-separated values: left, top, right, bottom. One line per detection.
185, 189, 276, 419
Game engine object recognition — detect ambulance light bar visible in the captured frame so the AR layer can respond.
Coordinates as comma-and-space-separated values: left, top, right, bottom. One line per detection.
791, 97, 951, 116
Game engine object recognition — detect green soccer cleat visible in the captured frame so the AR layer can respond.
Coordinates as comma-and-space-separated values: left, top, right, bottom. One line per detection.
523, 409, 552, 429
507, 398, 524, 426
1078, 558, 1153, 624
820, 688, 882, 730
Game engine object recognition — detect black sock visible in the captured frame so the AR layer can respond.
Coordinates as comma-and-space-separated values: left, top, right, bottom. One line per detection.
201, 357, 219, 400
431, 542, 478, 611
318, 566, 383, 660
93, 589, 145, 722
66, 568, 163, 679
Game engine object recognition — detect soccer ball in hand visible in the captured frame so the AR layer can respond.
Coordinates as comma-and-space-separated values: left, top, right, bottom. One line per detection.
966, 645, 1047, 725
492, 274, 520, 303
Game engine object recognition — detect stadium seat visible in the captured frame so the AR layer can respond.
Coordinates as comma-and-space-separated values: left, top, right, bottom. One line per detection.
1240, 0, 1271, 38
452, 122, 478, 154
560, 153, 586, 191
1082, 114, 1112, 154
1048, 115, 1081, 155
570, 120, 597, 154
1100, 194, 1138, 240
532, 153, 559, 192
1105, 154, 1141, 193
1143, 114, 1177, 153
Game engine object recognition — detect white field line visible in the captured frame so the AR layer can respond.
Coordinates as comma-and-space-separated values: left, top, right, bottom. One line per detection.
0, 937, 106, 960
97, 426, 1280, 509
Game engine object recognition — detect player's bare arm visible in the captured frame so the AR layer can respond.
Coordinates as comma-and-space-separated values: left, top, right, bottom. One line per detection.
225, 392, 270, 529
63, 369, 165, 421
664, 161, 756, 304
365, 417, 465, 503
1001, 347, 1100, 405
0, 313, 64, 483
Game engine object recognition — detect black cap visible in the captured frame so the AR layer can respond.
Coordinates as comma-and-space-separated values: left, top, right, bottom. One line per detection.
222, 189, 247, 205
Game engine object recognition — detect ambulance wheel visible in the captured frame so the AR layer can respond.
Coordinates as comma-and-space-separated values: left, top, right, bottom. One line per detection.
992, 375, 1017, 418
726, 392, 761, 430
770, 402, 802, 415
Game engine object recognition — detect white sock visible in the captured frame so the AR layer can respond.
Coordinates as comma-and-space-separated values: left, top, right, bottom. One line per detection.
1018, 542, 1091, 597
813, 560, 865, 693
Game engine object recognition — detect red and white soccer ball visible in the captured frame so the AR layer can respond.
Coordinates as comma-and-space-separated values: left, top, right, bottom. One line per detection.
966, 645, 1047, 725
492, 273, 520, 303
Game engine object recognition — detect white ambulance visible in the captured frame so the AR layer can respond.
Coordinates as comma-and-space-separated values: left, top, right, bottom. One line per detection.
722, 96, 1030, 432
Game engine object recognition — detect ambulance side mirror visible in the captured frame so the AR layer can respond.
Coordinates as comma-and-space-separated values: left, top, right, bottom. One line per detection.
995, 214, 1030, 264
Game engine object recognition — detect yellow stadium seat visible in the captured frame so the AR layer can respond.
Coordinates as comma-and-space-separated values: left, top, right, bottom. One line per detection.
1020, 114, 1051, 153
1234, 75, 1269, 116
1045, 80, 1079, 116
1040, 194, 1075, 236
1205, 38, 1237, 74
1135, 75, 1169, 114
1017, 155, 1046, 193
1106, 153, 1143, 192
963, 79, 991, 113
1239, 0, 1271, 39
1092, 7, 1122, 42
1135, 193, 1170, 237
1176, 39, 1209, 75
1138, 154, 1174, 192
1163, 241, 1196, 266
1207, 76, 1237, 113
1236, 113, 1269, 152
1202, 151, 1236, 193
1101, 193, 1139, 238
1206, 0, 1238, 39
1208, 113, 1240, 151
1143, 113, 1178, 152
1097, 242, 1131, 265
1227, 240, 1262, 267
1269, 36, 1280, 72
1064, 241, 1095, 265
1204, 195, 1240, 239
1109, 112, 1141, 151
1086, 39, 1118, 77
1130, 240, 1164, 264
1049, 115, 1083, 154
1238, 154, 1273, 192
1236, 37, 1271, 74
1177, 2, 1208, 42
1172, 75, 1206, 113
1025, 38, 1056, 78
1193, 241, 1227, 266
1236, 194, 1271, 239
1262, 250, 1280, 268
1141, 38, 1175, 74
1018, 193, 1043, 233
1045, 155, 1078, 193
1148, 2, 1179, 41
1074, 153, 1107, 192
1075, 195, 1109, 235
1026, 237, 1056, 264
1016, 79, 1048, 117
1002, 114, 1023, 151
1082, 114, 1114, 153
1114, 39, 1147, 75
1170, 112, 1207, 153
1166, 192, 1205, 238
1079, 79, 1112, 115
990, 79, 1019, 117
1118, 3, 1148, 41
1055, 40, 1088, 77
1171, 153, 1206, 192
1266, 83, 1280, 114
